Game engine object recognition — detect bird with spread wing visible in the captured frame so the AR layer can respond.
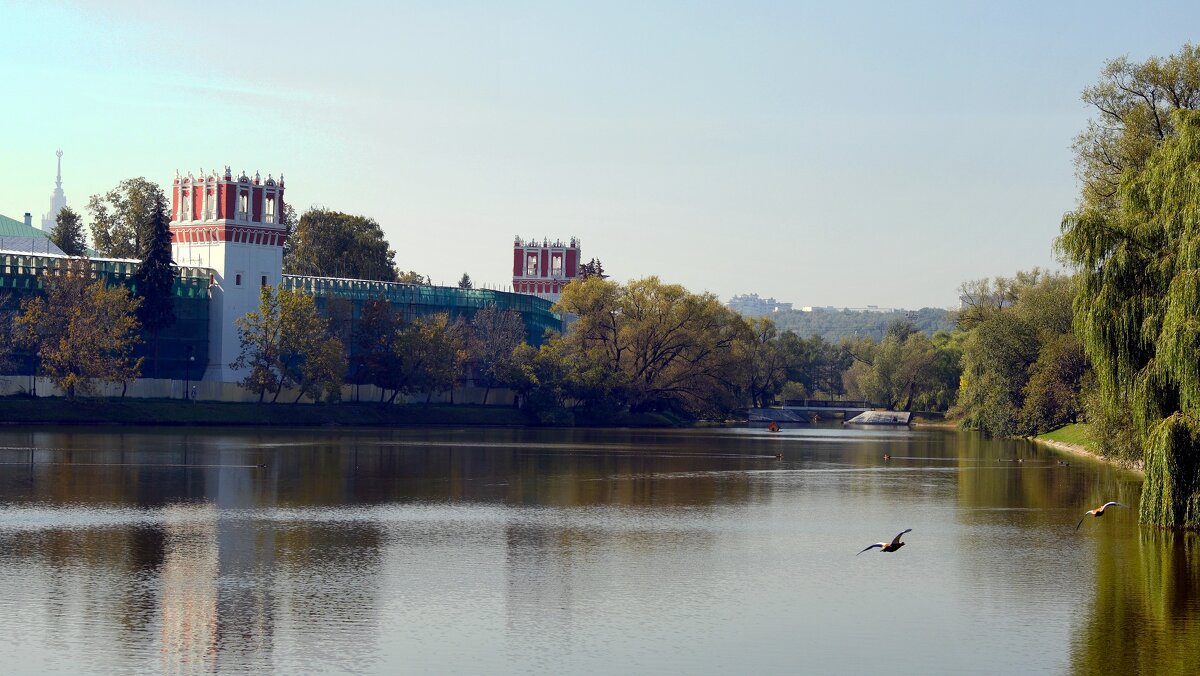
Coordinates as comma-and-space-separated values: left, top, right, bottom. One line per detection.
1076, 502, 1126, 530
857, 528, 912, 555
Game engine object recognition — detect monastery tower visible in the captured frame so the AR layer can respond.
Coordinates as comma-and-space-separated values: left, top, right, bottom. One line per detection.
512, 236, 579, 303
170, 167, 286, 381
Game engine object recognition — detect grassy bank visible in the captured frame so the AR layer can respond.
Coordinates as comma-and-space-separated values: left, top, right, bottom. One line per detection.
1037, 423, 1097, 450
1033, 422, 1143, 473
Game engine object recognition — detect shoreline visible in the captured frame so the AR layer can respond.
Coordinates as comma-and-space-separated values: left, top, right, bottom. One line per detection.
1029, 436, 1144, 474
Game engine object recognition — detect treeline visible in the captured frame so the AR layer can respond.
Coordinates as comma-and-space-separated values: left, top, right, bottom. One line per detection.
768, 306, 955, 343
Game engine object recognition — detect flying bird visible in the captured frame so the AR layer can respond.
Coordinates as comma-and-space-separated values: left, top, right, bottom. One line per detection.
1076, 502, 1127, 530
857, 528, 912, 555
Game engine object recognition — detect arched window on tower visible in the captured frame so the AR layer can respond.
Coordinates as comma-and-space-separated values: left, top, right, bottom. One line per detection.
525, 252, 538, 277
551, 253, 563, 277
204, 190, 215, 220
238, 192, 249, 220
180, 190, 191, 220
264, 196, 276, 224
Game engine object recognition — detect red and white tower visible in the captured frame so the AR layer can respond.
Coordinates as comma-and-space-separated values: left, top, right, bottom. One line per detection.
512, 236, 580, 303
170, 167, 286, 382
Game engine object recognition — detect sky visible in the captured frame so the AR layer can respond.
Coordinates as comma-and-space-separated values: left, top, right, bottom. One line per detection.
2, 0, 1199, 309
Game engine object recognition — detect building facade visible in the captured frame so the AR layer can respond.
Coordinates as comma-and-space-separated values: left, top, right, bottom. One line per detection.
511, 236, 580, 303
727, 293, 793, 316
170, 167, 288, 382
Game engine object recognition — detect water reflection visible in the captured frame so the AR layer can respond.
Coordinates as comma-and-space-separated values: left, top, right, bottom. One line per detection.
0, 425, 1196, 674
1071, 528, 1200, 675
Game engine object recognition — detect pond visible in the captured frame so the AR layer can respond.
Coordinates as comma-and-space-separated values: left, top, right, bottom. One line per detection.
0, 425, 1195, 674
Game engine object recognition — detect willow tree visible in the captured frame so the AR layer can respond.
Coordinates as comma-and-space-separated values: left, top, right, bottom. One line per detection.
1059, 109, 1200, 529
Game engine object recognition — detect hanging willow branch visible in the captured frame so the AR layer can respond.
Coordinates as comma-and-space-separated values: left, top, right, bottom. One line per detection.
1060, 109, 1200, 529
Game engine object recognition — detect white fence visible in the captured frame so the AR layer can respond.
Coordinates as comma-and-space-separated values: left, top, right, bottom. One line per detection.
0, 375, 519, 406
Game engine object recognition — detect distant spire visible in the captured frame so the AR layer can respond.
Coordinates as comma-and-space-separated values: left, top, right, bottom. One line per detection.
41, 149, 67, 232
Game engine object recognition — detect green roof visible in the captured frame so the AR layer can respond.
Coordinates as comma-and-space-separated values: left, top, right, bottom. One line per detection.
0, 213, 49, 238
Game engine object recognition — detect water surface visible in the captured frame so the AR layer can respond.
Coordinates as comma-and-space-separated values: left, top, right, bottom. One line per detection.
0, 425, 1195, 674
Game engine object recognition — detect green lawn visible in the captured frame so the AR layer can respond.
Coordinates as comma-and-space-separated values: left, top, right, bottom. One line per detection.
1037, 423, 1097, 451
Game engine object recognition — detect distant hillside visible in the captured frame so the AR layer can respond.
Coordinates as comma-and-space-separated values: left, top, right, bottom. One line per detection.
763, 307, 956, 343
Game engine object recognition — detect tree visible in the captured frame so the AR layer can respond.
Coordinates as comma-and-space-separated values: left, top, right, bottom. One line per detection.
231, 285, 346, 402
955, 275, 1019, 330
280, 202, 298, 261
230, 286, 283, 402
284, 208, 398, 281
1018, 333, 1088, 433
131, 190, 176, 375
727, 317, 788, 408
578, 258, 607, 279
49, 206, 87, 256
776, 333, 850, 399
954, 312, 1040, 436
1074, 44, 1200, 214
396, 270, 431, 285
0, 292, 16, 375
469, 305, 526, 404
88, 178, 167, 259
1059, 108, 1200, 528
13, 262, 143, 399
458, 273, 473, 289
555, 276, 742, 416
353, 297, 405, 402
952, 270, 1083, 434
412, 313, 467, 403
278, 290, 346, 403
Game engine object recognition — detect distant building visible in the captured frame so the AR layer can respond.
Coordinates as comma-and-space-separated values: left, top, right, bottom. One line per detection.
800, 305, 901, 313
727, 293, 793, 316
512, 236, 580, 303
40, 150, 67, 232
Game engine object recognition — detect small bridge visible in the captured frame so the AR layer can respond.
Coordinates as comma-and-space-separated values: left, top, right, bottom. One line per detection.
749, 399, 887, 424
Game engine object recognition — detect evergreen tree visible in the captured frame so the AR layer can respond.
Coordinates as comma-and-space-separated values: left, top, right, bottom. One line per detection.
458, 273, 473, 289
578, 258, 607, 279
131, 192, 176, 376
49, 206, 87, 256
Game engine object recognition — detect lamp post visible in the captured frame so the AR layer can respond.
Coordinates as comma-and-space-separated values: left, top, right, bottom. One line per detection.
184, 346, 194, 401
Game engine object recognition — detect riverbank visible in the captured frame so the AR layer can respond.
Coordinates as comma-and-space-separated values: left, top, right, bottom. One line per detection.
0, 397, 688, 428
1032, 423, 1144, 474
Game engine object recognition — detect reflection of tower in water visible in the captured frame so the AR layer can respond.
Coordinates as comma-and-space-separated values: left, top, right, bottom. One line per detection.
159, 504, 219, 672
158, 457, 279, 672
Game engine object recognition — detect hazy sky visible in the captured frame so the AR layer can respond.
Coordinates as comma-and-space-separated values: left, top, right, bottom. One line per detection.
3, 1, 1198, 308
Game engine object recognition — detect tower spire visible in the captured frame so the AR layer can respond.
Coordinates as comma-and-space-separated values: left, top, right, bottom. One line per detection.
41, 149, 68, 232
